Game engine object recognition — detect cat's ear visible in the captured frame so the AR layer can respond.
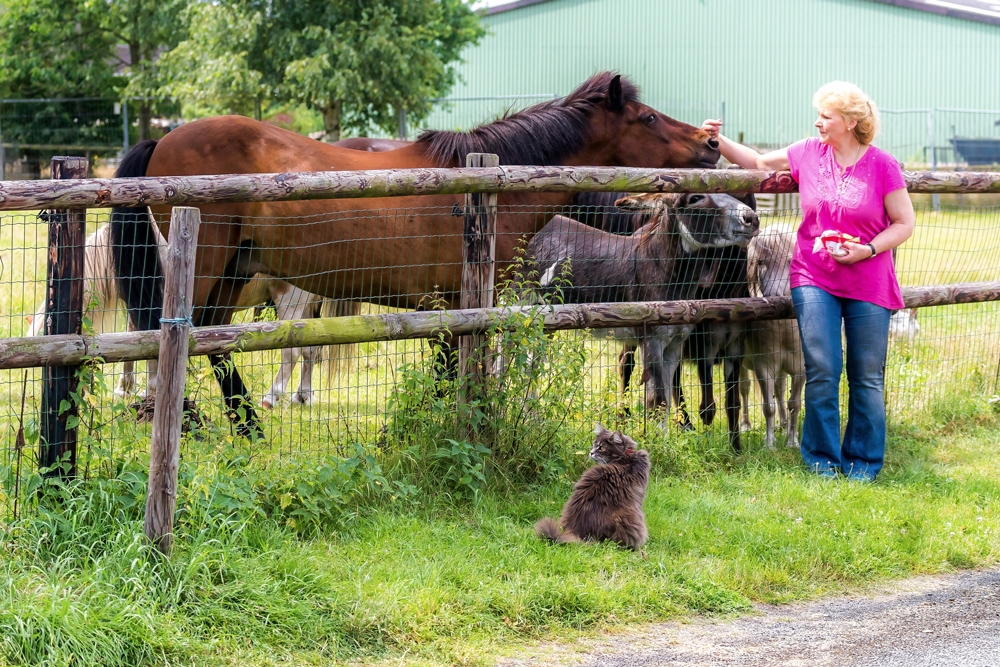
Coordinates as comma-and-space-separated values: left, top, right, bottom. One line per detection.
594, 423, 609, 435
611, 431, 623, 445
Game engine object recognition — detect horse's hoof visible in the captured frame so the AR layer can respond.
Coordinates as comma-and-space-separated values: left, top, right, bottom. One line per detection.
291, 392, 312, 405
259, 398, 275, 410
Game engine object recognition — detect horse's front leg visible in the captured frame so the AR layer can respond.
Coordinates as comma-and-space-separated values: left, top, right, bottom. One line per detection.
199, 274, 263, 440
293, 345, 321, 405
261, 346, 300, 409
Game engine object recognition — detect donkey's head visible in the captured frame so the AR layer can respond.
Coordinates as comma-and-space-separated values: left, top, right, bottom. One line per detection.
616, 192, 759, 252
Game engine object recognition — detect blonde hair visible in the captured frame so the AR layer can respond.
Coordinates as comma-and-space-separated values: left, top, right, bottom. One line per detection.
812, 81, 881, 145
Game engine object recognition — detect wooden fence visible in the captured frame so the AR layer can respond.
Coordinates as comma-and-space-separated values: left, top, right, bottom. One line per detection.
7, 156, 1000, 554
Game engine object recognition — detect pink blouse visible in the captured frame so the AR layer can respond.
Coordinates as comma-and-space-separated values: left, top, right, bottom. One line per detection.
786, 137, 907, 310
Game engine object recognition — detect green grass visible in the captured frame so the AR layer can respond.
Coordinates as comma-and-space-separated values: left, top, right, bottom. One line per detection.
3, 204, 1000, 665
3, 392, 1000, 667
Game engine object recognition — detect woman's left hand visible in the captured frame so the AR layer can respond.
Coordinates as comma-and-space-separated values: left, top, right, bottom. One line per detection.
832, 241, 875, 265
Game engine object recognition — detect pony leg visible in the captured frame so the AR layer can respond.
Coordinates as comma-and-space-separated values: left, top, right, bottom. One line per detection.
641, 336, 669, 415
723, 349, 742, 452
739, 362, 753, 432
756, 370, 777, 450
696, 355, 716, 426
671, 363, 694, 431
659, 335, 688, 431
617, 342, 636, 417
787, 372, 805, 450
774, 374, 789, 431
261, 283, 312, 408
142, 358, 159, 399
292, 346, 320, 405
261, 346, 299, 409
116, 360, 136, 397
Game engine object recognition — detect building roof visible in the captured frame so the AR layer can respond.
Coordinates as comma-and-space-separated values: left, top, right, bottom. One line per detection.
870, 0, 1000, 26
483, 0, 1000, 26
482, 0, 556, 16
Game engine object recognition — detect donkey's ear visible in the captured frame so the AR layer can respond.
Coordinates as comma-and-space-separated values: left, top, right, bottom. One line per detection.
615, 193, 664, 211
739, 192, 757, 211
607, 74, 625, 112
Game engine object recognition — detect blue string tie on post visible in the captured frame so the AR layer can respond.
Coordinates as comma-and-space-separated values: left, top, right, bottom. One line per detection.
159, 294, 193, 327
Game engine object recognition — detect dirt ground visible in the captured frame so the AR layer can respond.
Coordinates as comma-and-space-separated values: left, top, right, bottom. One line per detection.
497, 567, 1000, 667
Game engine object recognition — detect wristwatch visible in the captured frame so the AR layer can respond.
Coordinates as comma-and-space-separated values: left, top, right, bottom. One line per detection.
867, 243, 877, 258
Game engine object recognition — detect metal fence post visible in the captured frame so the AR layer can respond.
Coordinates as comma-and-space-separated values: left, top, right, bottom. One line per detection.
458, 153, 499, 426
122, 99, 130, 155
39, 156, 88, 477
0, 103, 5, 180
928, 109, 939, 211
146, 206, 199, 555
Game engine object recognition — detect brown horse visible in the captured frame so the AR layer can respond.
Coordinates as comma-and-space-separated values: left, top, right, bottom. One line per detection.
111, 72, 719, 436
331, 137, 412, 152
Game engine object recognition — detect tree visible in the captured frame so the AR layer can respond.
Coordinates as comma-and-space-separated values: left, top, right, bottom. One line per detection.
0, 0, 185, 143
0, 0, 123, 175
155, 2, 267, 119
161, 0, 485, 140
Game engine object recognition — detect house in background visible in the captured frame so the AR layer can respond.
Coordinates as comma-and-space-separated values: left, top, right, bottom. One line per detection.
425, 0, 1000, 167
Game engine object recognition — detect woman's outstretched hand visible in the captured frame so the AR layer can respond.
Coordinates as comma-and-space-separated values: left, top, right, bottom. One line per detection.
833, 241, 875, 265
702, 119, 723, 139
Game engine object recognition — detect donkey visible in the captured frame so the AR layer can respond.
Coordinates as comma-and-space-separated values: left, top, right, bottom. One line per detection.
526, 192, 758, 428
739, 223, 805, 449
668, 192, 758, 451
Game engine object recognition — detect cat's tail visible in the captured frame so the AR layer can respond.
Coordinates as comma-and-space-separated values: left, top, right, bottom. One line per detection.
535, 518, 580, 544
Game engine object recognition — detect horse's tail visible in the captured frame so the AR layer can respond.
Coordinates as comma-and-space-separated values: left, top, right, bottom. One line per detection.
535, 517, 579, 544
320, 299, 360, 385
84, 224, 122, 335
110, 140, 163, 332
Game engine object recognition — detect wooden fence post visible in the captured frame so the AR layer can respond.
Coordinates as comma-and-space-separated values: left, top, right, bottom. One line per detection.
458, 153, 499, 421
145, 206, 199, 555
39, 156, 88, 477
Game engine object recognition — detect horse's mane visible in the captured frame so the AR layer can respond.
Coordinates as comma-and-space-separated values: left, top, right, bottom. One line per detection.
418, 72, 640, 166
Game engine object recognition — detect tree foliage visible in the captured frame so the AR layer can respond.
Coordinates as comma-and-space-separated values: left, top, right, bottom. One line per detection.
162, 0, 486, 139
0, 0, 484, 144
0, 0, 186, 140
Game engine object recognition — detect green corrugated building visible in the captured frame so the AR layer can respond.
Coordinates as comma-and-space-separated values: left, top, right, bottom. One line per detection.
423, 0, 1000, 166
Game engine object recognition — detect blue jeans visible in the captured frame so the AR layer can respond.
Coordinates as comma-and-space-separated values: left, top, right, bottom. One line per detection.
791, 286, 892, 480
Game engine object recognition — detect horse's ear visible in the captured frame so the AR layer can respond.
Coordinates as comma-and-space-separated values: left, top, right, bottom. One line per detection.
607, 74, 625, 113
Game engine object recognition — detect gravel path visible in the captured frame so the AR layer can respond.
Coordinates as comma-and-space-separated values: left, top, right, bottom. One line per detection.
498, 568, 1000, 666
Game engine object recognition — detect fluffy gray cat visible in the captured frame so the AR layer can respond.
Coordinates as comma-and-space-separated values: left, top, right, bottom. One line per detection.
536, 424, 650, 549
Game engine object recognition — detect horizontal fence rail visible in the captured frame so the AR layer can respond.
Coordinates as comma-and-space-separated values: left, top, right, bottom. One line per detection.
1, 168, 1000, 210
3, 281, 999, 371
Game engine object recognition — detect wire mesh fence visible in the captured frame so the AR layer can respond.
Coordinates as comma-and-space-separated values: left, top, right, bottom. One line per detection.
3, 194, 1000, 515
0, 99, 130, 180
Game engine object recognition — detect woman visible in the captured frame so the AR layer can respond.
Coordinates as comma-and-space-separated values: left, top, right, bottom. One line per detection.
703, 81, 915, 481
